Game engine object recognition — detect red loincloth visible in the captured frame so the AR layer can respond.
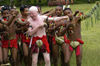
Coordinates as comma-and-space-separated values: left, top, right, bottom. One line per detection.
65, 37, 84, 56
32, 35, 50, 53
2, 40, 9, 48
9, 38, 18, 49
20, 34, 30, 45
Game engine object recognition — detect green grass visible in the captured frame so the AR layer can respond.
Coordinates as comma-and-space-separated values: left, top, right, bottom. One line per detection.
42, 3, 100, 66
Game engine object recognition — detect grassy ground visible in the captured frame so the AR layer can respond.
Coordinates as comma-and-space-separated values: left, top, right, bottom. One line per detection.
41, 3, 100, 66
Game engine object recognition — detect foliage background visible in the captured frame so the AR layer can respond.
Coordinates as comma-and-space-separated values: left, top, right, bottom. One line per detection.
0, 0, 99, 6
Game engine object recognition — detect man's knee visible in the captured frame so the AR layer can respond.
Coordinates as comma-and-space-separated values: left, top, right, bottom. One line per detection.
77, 61, 82, 66
77, 59, 82, 65
0, 59, 3, 64
32, 58, 38, 65
24, 52, 28, 57
45, 57, 50, 64
65, 57, 70, 64
52, 51, 59, 63
0, 56, 3, 63
53, 56, 59, 62
64, 50, 71, 64
64, 54, 71, 66
11, 60, 17, 66
76, 56, 82, 65
23, 46, 28, 56
52, 49, 59, 59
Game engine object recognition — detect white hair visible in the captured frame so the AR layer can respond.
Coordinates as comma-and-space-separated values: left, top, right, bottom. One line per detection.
29, 6, 38, 12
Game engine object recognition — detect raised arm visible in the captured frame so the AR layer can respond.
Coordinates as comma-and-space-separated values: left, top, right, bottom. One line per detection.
43, 9, 55, 16
80, 2, 100, 21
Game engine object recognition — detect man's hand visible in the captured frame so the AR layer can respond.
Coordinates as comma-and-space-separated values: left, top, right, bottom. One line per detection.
26, 26, 33, 36
74, 10, 79, 16
12, 10, 19, 17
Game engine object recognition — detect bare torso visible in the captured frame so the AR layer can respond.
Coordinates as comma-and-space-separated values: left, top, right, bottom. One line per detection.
67, 17, 81, 41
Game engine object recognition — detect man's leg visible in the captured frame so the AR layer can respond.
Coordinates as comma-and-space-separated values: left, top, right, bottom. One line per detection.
12, 47, 18, 66
61, 50, 65, 66
0, 47, 3, 65
23, 43, 29, 66
43, 52, 51, 66
61, 43, 66, 66
76, 45, 82, 66
17, 44, 23, 66
52, 44, 59, 66
63, 44, 73, 66
2, 48, 8, 64
28, 48, 32, 66
32, 50, 39, 66
16, 39, 23, 66
17, 49, 23, 66
38, 52, 44, 66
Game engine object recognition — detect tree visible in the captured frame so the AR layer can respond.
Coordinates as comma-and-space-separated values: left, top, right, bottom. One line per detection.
38, 0, 41, 3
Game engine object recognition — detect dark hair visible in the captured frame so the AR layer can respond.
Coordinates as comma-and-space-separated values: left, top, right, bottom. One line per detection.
27, 5, 32, 8
63, 8, 72, 12
1, 6, 10, 14
20, 5, 28, 12
36, 5, 41, 10
56, 5, 63, 9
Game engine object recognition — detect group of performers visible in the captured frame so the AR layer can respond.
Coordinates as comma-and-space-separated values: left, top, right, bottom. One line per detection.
0, 5, 85, 66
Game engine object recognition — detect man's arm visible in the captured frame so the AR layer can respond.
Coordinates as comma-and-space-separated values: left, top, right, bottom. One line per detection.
0, 11, 19, 26
43, 9, 55, 16
0, 15, 15, 25
80, 2, 100, 21
16, 18, 28, 25
48, 20, 68, 31
43, 15, 69, 22
57, 21, 70, 36
7, 11, 19, 26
